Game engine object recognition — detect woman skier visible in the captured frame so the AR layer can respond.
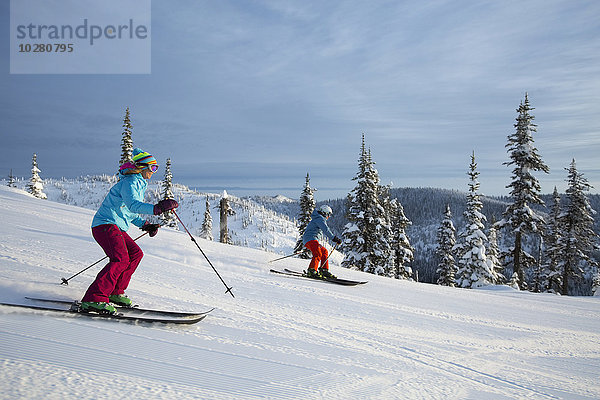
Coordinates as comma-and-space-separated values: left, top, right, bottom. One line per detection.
80, 148, 179, 314
302, 205, 342, 279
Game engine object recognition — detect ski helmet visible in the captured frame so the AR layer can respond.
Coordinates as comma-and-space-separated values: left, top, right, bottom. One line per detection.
318, 205, 333, 217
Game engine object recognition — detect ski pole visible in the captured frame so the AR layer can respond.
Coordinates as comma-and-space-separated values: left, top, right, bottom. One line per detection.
268, 252, 301, 263
173, 210, 235, 298
321, 242, 339, 267
60, 231, 149, 285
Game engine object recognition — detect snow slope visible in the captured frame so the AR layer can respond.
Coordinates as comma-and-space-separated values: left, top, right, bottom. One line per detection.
1, 185, 599, 400
2, 176, 299, 255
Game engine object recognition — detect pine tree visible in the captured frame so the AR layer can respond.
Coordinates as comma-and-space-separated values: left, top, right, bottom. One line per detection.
369, 159, 395, 275
27, 154, 47, 199
455, 152, 498, 288
199, 196, 214, 241
508, 273, 520, 290
540, 187, 562, 293
7, 169, 16, 187
294, 173, 316, 258
436, 204, 457, 286
558, 159, 598, 295
501, 93, 549, 289
119, 107, 134, 166
341, 134, 393, 275
342, 135, 373, 272
487, 217, 504, 284
160, 158, 178, 228
390, 198, 414, 280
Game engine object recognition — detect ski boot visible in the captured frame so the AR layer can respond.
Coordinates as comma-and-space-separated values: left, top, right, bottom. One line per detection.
305, 268, 322, 279
319, 268, 336, 279
80, 301, 116, 315
108, 294, 133, 308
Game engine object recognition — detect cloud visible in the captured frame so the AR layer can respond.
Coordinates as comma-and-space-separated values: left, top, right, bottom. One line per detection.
2, 1, 599, 197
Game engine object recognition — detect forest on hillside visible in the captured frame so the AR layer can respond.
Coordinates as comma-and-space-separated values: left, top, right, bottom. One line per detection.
254, 187, 600, 293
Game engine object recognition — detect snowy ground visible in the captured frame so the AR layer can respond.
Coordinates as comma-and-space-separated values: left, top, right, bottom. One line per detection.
1, 185, 599, 400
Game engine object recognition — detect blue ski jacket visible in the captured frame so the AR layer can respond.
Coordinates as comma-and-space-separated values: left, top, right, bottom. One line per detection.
91, 171, 155, 232
302, 209, 336, 245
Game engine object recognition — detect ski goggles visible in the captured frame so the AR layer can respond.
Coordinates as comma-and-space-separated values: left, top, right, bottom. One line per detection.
141, 164, 159, 173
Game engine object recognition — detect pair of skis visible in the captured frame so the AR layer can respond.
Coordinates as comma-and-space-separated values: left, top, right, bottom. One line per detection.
0, 297, 213, 325
1, 269, 366, 324
270, 269, 367, 286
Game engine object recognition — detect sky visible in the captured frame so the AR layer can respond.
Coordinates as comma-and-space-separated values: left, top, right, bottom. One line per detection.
1, 0, 599, 200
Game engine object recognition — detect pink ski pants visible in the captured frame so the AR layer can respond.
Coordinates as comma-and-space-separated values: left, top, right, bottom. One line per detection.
82, 224, 143, 302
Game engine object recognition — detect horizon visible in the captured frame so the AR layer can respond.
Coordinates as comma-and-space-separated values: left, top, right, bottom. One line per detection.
4, 173, 597, 203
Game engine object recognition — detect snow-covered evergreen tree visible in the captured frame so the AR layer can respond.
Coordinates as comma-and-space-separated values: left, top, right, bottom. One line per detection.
294, 173, 316, 258
487, 217, 504, 284
342, 136, 373, 272
199, 196, 214, 241
27, 154, 47, 199
455, 152, 498, 288
119, 107, 134, 166
389, 198, 414, 280
558, 159, 598, 295
500, 94, 549, 290
341, 135, 393, 275
508, 273, 520, 290
540, 187, 562, 293
160, 158, 177, 228
379, 185, 397, 277
436, 204, 457, 286
7, 169, 16, 187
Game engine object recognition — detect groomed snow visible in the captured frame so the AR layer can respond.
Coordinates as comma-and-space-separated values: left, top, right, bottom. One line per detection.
1, 185, 599, 399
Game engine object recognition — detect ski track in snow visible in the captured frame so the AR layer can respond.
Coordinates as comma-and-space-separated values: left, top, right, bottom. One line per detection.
1, 185, 600, 400
1, 314, 323, 399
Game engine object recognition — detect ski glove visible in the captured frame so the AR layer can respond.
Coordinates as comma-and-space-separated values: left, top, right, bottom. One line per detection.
154, 199, 179, 215
141, 222, 160, 237
333, 236, 342, 245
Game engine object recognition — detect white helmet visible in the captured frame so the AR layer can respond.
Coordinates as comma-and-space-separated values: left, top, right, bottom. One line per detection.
318, 205, 333, 217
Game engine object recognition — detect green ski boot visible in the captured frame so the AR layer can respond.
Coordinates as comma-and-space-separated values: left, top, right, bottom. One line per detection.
80, 301, 116, 315
108, 294, 133, 307
319, 268, 336, 279
305, 268, 322, 279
